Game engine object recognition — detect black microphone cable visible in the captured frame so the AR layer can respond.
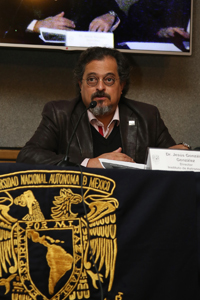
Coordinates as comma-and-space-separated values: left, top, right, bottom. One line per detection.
58, 99, 103, 298
58, 101, 97, 166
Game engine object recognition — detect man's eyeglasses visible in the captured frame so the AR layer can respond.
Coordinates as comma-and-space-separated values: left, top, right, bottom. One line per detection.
83, 75, 120, 87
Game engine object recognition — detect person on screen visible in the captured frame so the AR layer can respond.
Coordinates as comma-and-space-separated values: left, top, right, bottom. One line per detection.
16, 47, 190, 168
3, 0, 126, 44
127, 0, 191, 43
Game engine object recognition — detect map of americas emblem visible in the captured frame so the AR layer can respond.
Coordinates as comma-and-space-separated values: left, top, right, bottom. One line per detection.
0, 170, 119, 300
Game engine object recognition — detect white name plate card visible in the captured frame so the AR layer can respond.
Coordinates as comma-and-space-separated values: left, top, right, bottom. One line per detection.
65, 31, 114, 48
39, 28, 114, 48
146, 148, 200, 172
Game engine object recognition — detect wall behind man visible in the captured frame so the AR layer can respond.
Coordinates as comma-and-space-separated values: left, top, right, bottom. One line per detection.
0, 1, 199, 149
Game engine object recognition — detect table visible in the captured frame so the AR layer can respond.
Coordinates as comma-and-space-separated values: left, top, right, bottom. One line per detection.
0, 163, 199, 300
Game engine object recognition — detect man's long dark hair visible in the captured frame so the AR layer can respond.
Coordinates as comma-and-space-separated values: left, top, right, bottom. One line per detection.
74, 47, 131, 95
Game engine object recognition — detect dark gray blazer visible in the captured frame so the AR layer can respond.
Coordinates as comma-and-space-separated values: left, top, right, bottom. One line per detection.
17, 96, 175, 165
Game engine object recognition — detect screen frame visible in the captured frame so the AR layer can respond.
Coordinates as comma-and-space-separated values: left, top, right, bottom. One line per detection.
0, 0, 193, 56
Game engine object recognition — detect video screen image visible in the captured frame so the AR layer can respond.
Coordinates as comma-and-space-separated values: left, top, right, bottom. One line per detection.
0, 0, 192, 55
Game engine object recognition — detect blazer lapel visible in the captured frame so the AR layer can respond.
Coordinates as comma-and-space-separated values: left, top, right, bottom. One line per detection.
71, 101, 94, 158
119, 101, 138, 160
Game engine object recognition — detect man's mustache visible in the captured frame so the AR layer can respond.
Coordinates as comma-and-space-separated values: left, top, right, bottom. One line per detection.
91, 91, 111, 101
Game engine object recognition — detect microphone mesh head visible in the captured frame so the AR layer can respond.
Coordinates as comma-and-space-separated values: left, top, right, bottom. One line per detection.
90, 101, 97, 108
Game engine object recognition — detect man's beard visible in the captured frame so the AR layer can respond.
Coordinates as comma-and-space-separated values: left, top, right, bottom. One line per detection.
89, 103, 113, 116
90, 91, 112, 116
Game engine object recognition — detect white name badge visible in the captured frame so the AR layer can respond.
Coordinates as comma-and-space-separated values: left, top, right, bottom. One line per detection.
146, 148, 200, 172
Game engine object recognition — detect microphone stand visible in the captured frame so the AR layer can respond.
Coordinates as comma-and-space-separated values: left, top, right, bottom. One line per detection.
57, 101, 97, 167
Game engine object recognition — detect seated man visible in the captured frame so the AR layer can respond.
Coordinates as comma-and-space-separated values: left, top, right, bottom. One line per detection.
16, 46, 190, 168
128, 0, 191, 43
3, 0, 126, 44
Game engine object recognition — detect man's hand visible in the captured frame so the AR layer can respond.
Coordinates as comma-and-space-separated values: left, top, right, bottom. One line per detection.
89, 13, 115, 32
33, 12, 75, 33
87, 147, 134, 168
169, 144, 190, 150
157, 27, 190, 39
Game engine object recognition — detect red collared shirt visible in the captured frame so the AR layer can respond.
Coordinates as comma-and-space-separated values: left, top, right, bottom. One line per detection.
87, 106, 120, 138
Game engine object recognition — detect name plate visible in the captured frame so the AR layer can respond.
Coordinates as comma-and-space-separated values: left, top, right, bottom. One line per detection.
65, 31, 114, 48
146, 148, 200, 172
39, 28, 114, 48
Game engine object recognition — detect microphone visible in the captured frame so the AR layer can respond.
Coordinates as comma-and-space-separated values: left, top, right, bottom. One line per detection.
57, 101, 97, 167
